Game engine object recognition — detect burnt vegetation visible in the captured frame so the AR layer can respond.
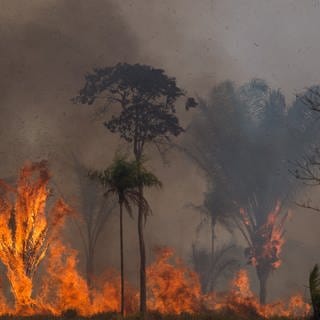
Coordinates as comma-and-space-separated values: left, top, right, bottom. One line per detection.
0, 62, 319, 320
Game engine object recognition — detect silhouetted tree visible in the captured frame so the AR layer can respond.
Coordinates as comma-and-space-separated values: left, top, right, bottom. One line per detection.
74, 63, 194, 315
183, 81, 246, 292
309, 264, 320, 320
190, 184, 237, 292
71, 156, 115, 289
291, 86, 320, 212
90, 156, 161, 317
185, 79, 320, 303
235, 201, 288, 304
191, 243, 238, 293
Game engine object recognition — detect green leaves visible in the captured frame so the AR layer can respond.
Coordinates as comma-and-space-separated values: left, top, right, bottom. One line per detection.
89, 156, 161, 221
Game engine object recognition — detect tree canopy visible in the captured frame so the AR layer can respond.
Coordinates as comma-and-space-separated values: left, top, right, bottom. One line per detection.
74, 63, 196, 157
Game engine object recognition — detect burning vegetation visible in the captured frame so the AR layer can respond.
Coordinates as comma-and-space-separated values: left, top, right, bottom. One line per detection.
1, 60, 320, 320
237, 201, 289, 304
0, 161, 311, 319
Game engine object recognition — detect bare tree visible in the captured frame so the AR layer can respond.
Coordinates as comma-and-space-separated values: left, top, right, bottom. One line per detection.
191, 243, 238, 293
291, 86, 320, 212
70, 155, 115, 289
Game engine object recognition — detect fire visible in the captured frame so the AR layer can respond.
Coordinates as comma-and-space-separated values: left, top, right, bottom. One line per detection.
39, 240, 91, 315
220, 270, 311, 319
0, 161, 71, 314
147, 247, 202, 314
240, 202, 288, 271
0, 162, 311, 318
91, 270, 138, 315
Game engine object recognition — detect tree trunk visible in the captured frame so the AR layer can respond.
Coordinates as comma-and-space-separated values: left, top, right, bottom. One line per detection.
119, 201, 125, 317
206, 219, 216, 293
312, 300, 320, 320
257, 269, 268, 305
138, 185, 147, 315
86, 247, 94, 289
134, 149, 147, 317
211, 220, 215, 264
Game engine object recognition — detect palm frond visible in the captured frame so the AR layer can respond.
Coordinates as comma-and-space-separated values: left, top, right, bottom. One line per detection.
310, 264, 320, 319
91, 155, 161, 223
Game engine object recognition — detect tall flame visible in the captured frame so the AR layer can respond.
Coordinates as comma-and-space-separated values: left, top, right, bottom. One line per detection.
0, 163, 311, 318
0, 161, 71, 313
240, 202, 288, 271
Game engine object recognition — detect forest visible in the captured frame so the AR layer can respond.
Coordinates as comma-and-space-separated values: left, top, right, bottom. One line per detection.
2, 1, 320, 320
0, 62, 320, 320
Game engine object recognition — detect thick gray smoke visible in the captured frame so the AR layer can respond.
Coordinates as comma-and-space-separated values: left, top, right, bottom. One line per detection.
1, 0, 320, 302
184, 80, 320, 299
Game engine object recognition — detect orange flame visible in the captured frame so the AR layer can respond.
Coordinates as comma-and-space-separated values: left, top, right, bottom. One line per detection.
240, 202, 288, 270
147, 247, 202, 314
0, 161, 71, 314
0, 163, 311, 318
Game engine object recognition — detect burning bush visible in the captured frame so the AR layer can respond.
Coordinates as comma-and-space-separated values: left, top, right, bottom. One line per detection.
0, 161, 71, 314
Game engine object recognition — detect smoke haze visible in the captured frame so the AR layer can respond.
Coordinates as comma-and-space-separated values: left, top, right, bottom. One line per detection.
0, 0, 320, 301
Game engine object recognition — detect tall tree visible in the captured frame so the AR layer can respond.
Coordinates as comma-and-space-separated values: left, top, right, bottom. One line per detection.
290, 86, 320, 212
309, 264, 320, 320
183, 81, 245, 292
185, 79, 320, 303
74, 63, 194, 314
236, 201, 288, 304
90, 156, 161, 317
190, 185, 238, 292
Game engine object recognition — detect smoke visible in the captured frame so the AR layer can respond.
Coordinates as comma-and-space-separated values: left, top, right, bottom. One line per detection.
1, 0, 320, 302
183, 79, 320, 300
0, 0, 206, 288
0, 0, 139, 169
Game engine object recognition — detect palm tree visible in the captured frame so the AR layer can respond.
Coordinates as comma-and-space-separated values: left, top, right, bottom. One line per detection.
309, 264, 320, 320
90, 156, 161, 317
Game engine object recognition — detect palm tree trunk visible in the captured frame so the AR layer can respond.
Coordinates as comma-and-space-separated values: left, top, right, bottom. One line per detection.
119, 201, 125, 317
257, 268, 268, 305
86, 246, 94, 289
138, 185, 147, 315
207, 219, 216, 292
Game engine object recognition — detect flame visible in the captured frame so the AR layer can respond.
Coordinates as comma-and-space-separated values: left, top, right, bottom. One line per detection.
0, 163, 311, 318
218, 270, 311, 319
147, 247, 202, 314
38, 240, 91, 315
0, 161, 71, 314
240, 202, 288, 271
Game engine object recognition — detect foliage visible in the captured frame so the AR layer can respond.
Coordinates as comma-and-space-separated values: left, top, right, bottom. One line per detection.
73, 63, 194, 156
185, 79, 320, 303
89, 156, 161, 220
309, 264, 320, 320
74, 62, 196, 314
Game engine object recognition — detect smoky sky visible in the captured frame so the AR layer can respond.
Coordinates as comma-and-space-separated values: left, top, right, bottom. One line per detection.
1, 0, 320, 301
0, 0, 139, 170
119, 0, 320, 97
